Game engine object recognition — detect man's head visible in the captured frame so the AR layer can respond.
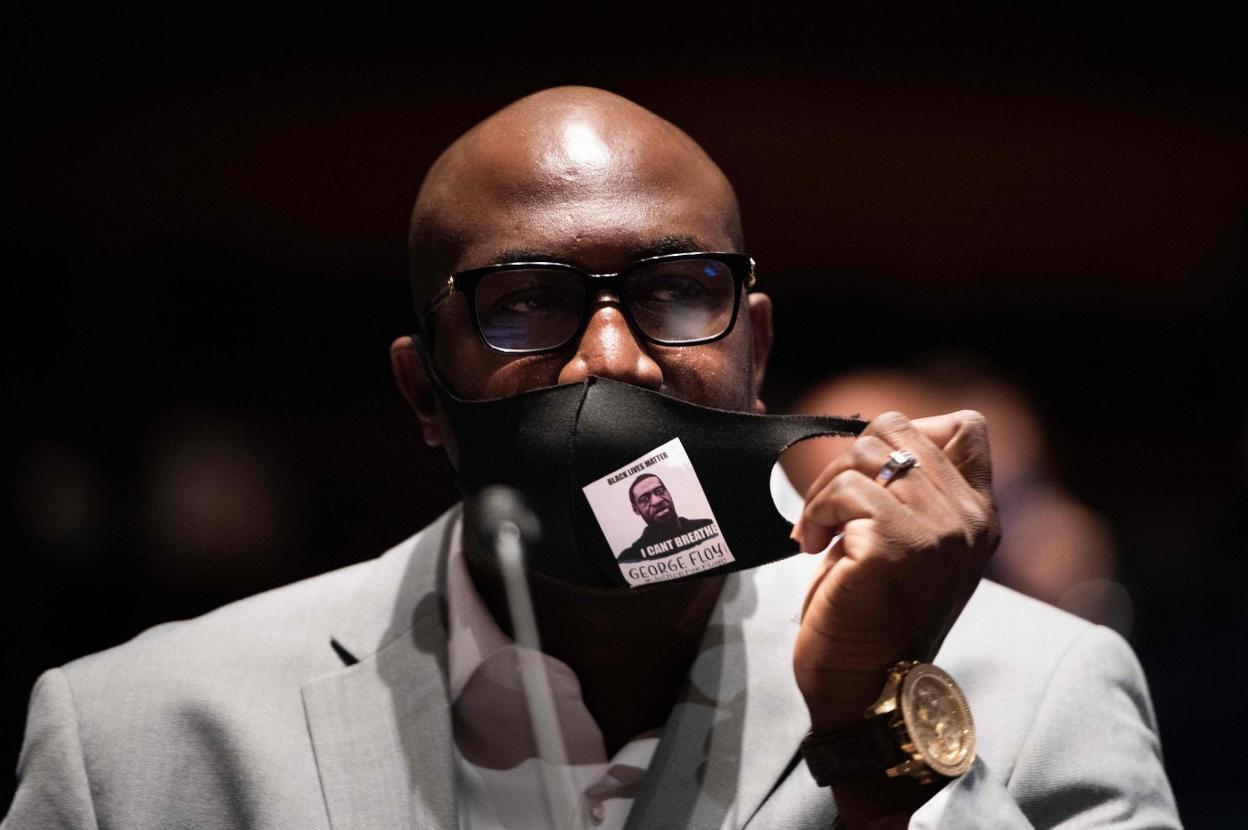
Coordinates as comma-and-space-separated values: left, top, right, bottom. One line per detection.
391, 86, 773, 460
629, 474, 675, 527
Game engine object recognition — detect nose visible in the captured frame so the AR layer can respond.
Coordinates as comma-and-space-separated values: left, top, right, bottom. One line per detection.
556, 302, 663, 389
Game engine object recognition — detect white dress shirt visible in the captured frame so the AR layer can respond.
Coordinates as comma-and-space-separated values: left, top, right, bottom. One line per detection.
446, 523, 659, 830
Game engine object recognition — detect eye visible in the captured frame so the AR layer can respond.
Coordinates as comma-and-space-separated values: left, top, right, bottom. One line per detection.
477, 271, 582, 319
490, 286, 577, 315
635, 274, 712, 304
472, 268, 586, 351
628, 258, 732, 310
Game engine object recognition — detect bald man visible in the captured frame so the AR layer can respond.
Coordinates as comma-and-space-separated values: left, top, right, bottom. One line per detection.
5, 89, 1178, 829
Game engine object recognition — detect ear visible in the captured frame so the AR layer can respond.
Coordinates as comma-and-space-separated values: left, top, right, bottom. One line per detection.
390, 335, 445, 448
746, 293, 774, 414
631, 500, 641, 517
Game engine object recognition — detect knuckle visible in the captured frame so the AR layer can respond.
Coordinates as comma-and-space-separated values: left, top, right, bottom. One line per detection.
983, 508, 1003, 549
826, 470, 851, 494
954, 409, 989, 435
870, 410, 911, 434
901, 524, 941, 557
826, 468, 868, 497
840, 469, 874, 493
958, 518, 985, 549
932, 520, 963, 549
848, 437, 877, 468
960, 505, 1000, 552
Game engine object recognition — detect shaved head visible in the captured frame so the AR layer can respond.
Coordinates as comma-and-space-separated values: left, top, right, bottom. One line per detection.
407, 86, 744, 311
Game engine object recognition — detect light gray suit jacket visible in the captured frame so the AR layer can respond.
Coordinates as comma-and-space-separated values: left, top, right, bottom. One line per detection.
4, 507, 1180, 828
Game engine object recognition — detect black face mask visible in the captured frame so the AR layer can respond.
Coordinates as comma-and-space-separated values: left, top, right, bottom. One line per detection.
435, 375, 865, 590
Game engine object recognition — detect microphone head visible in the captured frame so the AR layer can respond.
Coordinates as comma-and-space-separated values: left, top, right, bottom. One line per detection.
473, 485, 542, 550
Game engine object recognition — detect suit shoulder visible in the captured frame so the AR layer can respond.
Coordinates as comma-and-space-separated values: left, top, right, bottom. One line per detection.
938, 580, 1148, 765
13, 548, 423, 830
941, 579, 1113, 686
58, 537, 414, 704
956, 579, 1096, 652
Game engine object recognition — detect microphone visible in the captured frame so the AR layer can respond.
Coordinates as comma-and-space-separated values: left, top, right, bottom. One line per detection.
474, 486, 582, 827
474, 485, 543, 554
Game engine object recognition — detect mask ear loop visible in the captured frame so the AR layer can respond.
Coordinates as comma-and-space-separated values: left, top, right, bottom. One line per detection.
772, 414, 868, 470
760, 416, 868, 619
414, 332, 465, 403
767, 413, 868, 532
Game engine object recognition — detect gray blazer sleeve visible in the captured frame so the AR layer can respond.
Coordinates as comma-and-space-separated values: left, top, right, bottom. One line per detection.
3, 669, 99, 830
926, 625, 1181, 829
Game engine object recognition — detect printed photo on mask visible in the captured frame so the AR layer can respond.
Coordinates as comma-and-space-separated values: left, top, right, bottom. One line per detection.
581, 437, 736, 587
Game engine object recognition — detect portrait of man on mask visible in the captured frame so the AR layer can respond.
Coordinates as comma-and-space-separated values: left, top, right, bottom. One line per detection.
618, 474, 716, 564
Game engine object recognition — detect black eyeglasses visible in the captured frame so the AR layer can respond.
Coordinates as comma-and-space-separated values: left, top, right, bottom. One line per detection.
418, 251, 756, 354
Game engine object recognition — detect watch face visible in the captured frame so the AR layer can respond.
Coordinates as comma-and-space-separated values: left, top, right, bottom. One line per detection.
900, 664, 976, 778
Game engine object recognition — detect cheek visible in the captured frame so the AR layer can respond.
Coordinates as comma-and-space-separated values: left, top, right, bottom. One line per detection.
655, 331, 757, 412
434, 320, 565, 399
476, 355, 567, 398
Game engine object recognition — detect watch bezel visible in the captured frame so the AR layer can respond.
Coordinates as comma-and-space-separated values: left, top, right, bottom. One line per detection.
886, 662, 976, 782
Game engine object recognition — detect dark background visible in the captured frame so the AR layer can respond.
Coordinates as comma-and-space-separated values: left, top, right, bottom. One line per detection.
5, 5, 1246, 824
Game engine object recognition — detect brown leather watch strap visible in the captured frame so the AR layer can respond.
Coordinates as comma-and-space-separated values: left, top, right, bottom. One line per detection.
800, 713, 910, 786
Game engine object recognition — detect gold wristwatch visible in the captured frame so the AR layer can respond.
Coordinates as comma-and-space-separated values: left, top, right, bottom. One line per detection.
800, 661, 976, 786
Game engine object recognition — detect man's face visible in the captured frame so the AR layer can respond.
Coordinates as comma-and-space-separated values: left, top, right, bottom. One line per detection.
631, 476, 675, 526
416, 112, 771, 421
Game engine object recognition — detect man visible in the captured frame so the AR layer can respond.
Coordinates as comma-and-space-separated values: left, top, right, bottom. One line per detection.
5, 87, 1178, 829
618, 474, 715, 563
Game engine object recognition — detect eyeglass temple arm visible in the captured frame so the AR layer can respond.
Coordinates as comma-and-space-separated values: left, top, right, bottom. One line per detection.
415, 274, 456, 333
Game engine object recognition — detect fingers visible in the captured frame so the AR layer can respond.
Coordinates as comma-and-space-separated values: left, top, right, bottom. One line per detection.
794, 410, 995, 555
796, 469, 912, 554
801, 410, 992, 499
802, 433, 911, 504
864, 411, 977, 497
899, 410, 994, 496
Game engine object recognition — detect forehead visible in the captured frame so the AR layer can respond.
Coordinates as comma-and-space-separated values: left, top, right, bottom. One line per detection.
634, 477, 665, 495
428, 123, 739, 274
462, 199, 733, 272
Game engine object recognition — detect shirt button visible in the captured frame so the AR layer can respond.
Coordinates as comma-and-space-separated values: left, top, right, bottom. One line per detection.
589, 801, 605, 824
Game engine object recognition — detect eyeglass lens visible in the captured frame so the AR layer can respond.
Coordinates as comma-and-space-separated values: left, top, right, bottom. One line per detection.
473, 258, 737, 351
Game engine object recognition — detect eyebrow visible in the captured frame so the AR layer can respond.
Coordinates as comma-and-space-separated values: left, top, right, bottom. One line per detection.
487, 234, 712, 268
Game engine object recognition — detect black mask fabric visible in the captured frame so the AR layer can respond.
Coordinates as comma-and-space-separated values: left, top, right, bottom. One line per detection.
436, 376, 866, 590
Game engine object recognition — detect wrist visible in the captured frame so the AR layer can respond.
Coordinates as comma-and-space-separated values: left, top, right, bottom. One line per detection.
801, 665, 896, 733
801, 661, 975, 789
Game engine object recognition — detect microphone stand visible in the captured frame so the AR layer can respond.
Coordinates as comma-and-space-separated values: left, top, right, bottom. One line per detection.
485, 489, 584, 828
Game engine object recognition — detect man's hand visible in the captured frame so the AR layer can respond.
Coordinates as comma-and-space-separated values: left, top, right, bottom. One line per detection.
792, 410, 999, 735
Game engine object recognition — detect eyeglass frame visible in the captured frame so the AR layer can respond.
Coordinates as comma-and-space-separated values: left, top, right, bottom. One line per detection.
416, 251, 758, 355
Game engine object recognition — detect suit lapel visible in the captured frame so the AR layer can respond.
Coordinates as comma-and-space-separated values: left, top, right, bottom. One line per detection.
722, 552, 827, 829
624, 552, 827, 830
303, 509, 460, 830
